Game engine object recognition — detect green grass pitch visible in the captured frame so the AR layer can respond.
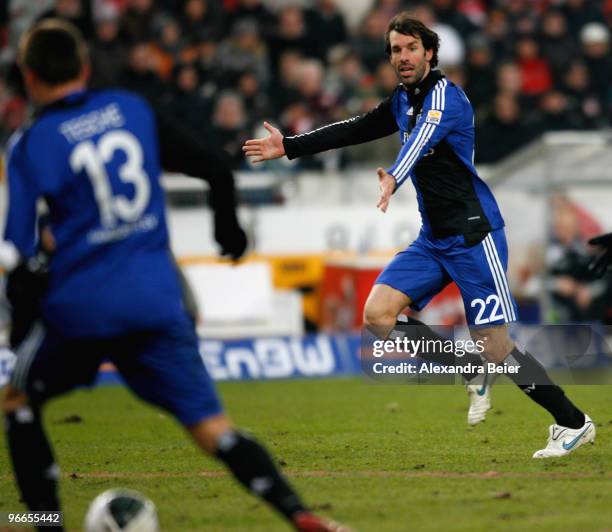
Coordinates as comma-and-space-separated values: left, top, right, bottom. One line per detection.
1, 379, 611, 531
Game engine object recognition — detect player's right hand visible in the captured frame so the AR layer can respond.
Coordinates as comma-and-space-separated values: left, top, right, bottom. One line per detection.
376, 168, 396, 213
242, 122, 285, 163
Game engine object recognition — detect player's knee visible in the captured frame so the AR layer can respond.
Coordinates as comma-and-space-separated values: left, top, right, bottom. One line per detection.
2, 386, 30, 414
187, 413, 233, 455
470, 328, 513, 364
363, 303, 396, 338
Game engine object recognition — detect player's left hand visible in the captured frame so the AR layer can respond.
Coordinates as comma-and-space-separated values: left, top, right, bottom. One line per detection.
588, 232, 612, 278
376, 168, 396, 213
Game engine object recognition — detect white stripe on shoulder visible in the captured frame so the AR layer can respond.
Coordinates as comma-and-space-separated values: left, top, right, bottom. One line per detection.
394, 123, 435, 181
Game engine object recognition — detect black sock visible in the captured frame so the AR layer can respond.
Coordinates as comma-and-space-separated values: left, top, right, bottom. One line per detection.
503, 348, 585, 429
5, 407, 63, 531
393, 317, 485, 381
215, 431, 306, 521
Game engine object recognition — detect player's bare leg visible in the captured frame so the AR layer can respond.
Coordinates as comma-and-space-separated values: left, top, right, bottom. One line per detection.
469, 324, 594, 457
188, 414, 349, 531
363, 283, 412, 339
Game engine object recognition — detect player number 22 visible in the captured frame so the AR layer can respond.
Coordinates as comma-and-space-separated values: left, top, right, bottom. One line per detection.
471, 295, 504, 325
70, 130, 151, 227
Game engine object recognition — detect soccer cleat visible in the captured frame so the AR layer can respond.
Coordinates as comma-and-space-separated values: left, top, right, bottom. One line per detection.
467, 373, 492, 425
293, 511, 351, 532
532, 414, 596, 458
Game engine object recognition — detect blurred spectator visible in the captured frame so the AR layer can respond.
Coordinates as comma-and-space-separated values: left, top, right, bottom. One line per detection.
539, 10, 580, 83
120, 0, 157, 43
445, 65, 465, 87
267, 6, 322, 74
375, 61, 398, 97
89, 6, 126, 88
38, 0, 93, 40
579, 23, 612, 105
217, 19, 269, 87
495, 61, 523, 100
483, 8, 512, 60
194, 38, 222, 96
562, 60, 603, 128
305, 0, 348, 53
515, 37, 553, 99
295, 59, 337, 127
431, 0, 478, 37
5, 1, 53, 60
536, 90, 586, 132
179, 0, 225, 43
351, 9, 388, 73
375, 0, 403, 20
228, 0, 276, 39
165, 62, 211, 136
155, 14, 184, 58
410, 4, 465, 68
269, 50, 304, 113
328, 50, 369, 112
211, 91, 250, 168
546, 199, 611, 323
465, 34, 496, 114
561, 0, 605, 35
0, 76, 26, 143
476, 93, 536, 163
120, 42, 167, 101
235, 70, 271, 124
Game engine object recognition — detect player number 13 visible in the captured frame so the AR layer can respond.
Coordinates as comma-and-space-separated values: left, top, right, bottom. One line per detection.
70, 130, 151, 228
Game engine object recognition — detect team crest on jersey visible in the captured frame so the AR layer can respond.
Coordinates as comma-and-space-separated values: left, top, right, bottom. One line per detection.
425, 110, 442, 125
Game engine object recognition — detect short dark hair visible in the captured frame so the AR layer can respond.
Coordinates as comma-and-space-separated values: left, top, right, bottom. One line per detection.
19, 19, 87, 85
385, 13, 440, 69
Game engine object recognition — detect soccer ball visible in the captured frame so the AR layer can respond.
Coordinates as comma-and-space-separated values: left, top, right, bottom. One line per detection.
84, 489, 159, 532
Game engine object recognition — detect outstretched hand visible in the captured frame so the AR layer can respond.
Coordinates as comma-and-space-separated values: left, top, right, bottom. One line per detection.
242, 122, 285, 163
376, 168, 396, 213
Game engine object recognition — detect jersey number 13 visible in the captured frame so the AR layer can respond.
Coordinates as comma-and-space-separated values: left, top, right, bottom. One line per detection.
69, 130, 151, 227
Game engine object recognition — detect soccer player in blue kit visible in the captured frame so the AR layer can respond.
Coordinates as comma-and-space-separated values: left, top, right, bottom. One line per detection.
244, 13, 595, 458
2, 20, 346, 532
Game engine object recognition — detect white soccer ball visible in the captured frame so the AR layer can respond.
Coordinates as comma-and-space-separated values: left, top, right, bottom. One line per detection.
84, 489, 159, 532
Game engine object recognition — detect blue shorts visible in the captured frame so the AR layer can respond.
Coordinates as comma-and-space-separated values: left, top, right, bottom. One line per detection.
376, 228, 518, 326
9, 318, 222, 426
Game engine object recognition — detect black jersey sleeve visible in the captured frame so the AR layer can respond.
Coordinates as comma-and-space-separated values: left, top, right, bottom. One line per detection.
282, 95, 399, 160
154, 105, 248, 260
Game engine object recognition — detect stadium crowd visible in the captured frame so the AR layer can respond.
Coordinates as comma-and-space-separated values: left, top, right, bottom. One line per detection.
0, 0, 611, 168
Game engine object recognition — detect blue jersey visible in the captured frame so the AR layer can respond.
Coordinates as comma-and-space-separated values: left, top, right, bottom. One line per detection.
387, 70, 504, 239
5, 89, 186, 337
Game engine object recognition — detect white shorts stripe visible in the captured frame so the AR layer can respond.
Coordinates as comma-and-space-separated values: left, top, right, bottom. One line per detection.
482, 238, 509, 322
486, 234, 516, 321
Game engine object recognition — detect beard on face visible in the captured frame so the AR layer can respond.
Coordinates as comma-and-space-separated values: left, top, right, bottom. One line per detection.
396, 62, 426, 87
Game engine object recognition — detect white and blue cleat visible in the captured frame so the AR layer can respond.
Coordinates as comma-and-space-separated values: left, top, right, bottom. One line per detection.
532, 414, 596, 458
467, 374, 492, 426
